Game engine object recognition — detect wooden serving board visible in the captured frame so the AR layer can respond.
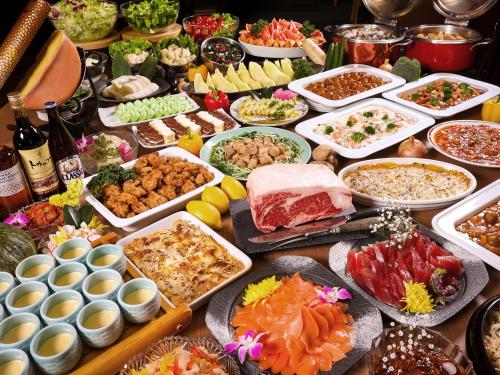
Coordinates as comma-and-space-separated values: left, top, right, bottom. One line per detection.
120, 24, 182, 43
66, 236, 193, 375
74, 31, 121, 50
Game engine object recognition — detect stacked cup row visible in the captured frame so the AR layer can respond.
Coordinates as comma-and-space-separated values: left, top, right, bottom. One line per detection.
0, 238, 161, 375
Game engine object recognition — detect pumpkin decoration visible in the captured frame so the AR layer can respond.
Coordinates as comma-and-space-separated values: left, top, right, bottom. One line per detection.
0, 223, 37, 273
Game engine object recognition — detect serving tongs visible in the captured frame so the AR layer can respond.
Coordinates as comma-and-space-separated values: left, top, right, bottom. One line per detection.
248, 207, 382, 250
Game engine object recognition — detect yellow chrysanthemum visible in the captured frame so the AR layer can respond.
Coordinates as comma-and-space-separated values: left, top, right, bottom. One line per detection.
48, 179, 83, 207
243, 276, 283, 307
400, 281, 436, 314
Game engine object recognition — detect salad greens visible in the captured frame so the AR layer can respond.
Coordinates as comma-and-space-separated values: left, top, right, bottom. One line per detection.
209, 131, 302, 179
291, 58, 313, 79
123, 0, 179, 33
87, 164, 136, 199
115, 95, 193, 123
156, 35, 198, 56
211, 13, 239, 37
109, 38, 154, 58
299, 20, 316, 38
49, 0, 117, 42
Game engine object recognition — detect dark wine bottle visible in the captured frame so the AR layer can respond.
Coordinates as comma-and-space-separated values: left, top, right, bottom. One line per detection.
8, 92, 60, 201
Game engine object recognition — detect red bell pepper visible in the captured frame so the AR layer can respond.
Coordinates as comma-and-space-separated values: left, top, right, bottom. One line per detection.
204, 89, 230, 111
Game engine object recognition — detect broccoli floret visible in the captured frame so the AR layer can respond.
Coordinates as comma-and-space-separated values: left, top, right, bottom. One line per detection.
392, 56, 421, 82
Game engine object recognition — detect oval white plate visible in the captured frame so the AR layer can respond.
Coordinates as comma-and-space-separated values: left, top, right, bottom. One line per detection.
239, 39, 306, 58
427, 120, 500, 168
338, 157, 477, 209
230, 96, 309, 126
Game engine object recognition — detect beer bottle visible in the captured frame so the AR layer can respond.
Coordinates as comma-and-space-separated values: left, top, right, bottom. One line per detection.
8, 92, 60, 201
0, 145, 32, 219
46, 102, 84, 188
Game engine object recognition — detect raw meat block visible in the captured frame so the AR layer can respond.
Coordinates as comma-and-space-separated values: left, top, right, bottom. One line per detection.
246, 164, 352, 233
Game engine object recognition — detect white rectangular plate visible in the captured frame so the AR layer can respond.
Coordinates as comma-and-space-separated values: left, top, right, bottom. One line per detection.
295, 98, 435, 158
382, 73, 500, 119
83, 146, 224, 229
98, 92, 200, 128
116, 211, 252, 310
132, 109, 241, 149
288, 64, 406, 108
432, 180, 500, 271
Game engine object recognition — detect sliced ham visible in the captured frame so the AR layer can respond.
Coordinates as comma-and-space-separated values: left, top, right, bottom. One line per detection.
247, 164, 352, 233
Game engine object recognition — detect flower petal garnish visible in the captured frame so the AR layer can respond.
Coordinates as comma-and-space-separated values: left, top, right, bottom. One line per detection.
4, 212, 30, 227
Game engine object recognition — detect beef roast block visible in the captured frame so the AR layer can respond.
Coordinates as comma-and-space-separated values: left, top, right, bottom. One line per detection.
247, 164, 352, 233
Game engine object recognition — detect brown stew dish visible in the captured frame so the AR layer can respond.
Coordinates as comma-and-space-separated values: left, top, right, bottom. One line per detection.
456, 200, 500, 255
305, 72, 386, 101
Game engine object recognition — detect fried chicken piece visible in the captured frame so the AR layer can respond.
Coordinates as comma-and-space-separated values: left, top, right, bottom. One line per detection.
133, 154, 149, 174
105, 199, 130, 218
181, 180, 197, 194
116, 192, 139, 205
123, 179, 147, 197
159, 164, 173, 175
102, 184, 121, 199
142, 191, 167, 208
131, 200, 149, 214
157, 184, 177, 200
141, 169, 163, 191
146, 152, 163, 168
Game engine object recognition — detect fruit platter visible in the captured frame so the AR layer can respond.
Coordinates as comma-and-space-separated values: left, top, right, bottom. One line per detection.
0, 1, 499, 374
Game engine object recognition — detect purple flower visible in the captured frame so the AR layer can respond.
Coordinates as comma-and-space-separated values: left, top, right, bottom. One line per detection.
75, 135, 94, 154
316, 286, 352, 304
4, 212, 30, 228
225, 329, 265, 364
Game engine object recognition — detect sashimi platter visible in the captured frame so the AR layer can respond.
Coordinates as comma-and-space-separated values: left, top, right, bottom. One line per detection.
0, 1, 499, 375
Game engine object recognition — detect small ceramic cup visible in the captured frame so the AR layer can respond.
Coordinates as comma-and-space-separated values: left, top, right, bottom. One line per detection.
117, 278, 161, 324
82, 269, 123, 303
48, 262, 88, 293
30, 323, 82, 375
40, 290, 84, 327
15, 254, 55, 284
0, 348, 33, 375
54, 238, 92, 264
0, 272, 16, 306
5, 281, 49, 316
0, 313, 41, 353
0, 304, 5, 323
86, 244, 127, 276
76, 300, 124, 348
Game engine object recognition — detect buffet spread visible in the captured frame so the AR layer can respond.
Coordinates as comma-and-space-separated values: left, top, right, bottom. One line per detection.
0, 0, 499, 374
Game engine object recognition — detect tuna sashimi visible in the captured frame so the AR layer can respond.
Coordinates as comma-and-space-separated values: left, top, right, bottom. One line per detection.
230, 273, 354, 375
346, 229, 463, 309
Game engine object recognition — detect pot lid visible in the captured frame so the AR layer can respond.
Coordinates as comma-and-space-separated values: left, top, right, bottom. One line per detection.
362, 0, 422, 20
433, 0, 498, 22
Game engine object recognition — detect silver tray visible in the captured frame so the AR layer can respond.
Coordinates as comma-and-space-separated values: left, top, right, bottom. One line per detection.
329, 224, 489, 327
206, 255, 383, 375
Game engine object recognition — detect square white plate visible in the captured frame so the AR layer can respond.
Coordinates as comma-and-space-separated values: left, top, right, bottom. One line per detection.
295, 98, 435, 158
288, 64, 406, 108
98, 92, 200, 128
382, 73, 500, 119
432, 180, 500, 271
117, 211, 252, 310
83, 146, 224, 230
132, 109, 241, 149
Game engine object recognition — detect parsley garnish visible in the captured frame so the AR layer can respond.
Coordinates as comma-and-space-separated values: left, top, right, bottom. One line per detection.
426, 85, 435, 93
299, 20, 316, 38
324, 125, 333, 135
430, 98, 439, 106
346, 120, 355, 127
364, 126, 375, 135
382, 114, 389, 121
363, 111, 374, 118
351, 132, 365, 143
250, 19, 268, 37
386, 123, 396, 131
411, 93, 420, 100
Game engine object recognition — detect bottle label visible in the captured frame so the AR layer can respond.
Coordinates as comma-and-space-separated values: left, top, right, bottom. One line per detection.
0, 163, 26, 197
56, 155, 84, 186
18, 142, 59, 195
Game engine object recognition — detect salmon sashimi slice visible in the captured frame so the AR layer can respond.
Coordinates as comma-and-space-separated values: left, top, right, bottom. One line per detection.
230, 273, 354, 375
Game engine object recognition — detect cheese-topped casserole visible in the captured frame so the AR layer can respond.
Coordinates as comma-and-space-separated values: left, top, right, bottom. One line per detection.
124, 220, 244, 305
343, 162, 471, 201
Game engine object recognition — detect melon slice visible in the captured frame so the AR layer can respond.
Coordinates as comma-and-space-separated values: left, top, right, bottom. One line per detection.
20, 31, 82, 110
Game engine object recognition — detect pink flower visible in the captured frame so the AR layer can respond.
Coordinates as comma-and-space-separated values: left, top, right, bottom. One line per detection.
316, 286, 352, 304
225, 329, 265, 364
75, 135, 94, 153
273, 88, 297, 100
4, 212, 30, 228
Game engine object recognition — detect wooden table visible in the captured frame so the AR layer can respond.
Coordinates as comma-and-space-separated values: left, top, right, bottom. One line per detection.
0, 98, 498, 374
